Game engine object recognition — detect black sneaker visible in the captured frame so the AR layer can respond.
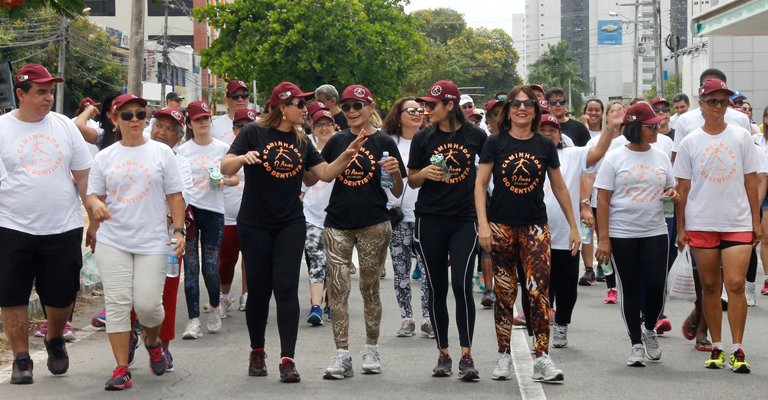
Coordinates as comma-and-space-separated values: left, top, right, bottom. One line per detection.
279, 358, 301, 383
249, 349, 268, 376
578, 267, 596, 286
105, 365, 132, 390
127, 333, 139, 366
144, 337, 167, 376
458, 354, 480, 381
595, 266, 606, 282
432, 353, 452, 377
481, 290, 496, 308
10, 352, 33, 384
44, 336, 69, 375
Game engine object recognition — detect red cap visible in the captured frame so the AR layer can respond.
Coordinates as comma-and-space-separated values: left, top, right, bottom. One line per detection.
312, 109, 335, 125
623, 102, 665, 125
268, 82, 314, 108
699, 79, 733, 97
185, 100, 212, 121
14, 63, 63, 85
484, 100, 502, 113
417, 80, 461, 103
111, 94, 147, 112
226, 80, 248, 95
153, 108, 186, 126
538, 98, 551, 114
306, 101, 328, 117
650, 97, 669, 107
341, 85, 374, 103
79, 97, 101, 109
540, 114, 561, 129
530, 84, 545, 95
464, 108, 482, 120
233, 108, 259, 123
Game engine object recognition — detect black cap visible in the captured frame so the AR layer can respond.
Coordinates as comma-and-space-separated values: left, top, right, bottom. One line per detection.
166, 92, 183, 101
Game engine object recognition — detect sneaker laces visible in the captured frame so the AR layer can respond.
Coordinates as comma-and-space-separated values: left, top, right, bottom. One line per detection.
733, 349, 745, 362
401, 319, 413, 330
281, 359, 295, 371
111, 365, 129, 379
329, 354, 346, 369
361, 349, 379, 364
710, 349, 724, 360
14, 355, 31, 371
460, 354, 475, 367
537, 354, 555, 370
147, 345, 164, 363
250, 350, 267, 364
496, 353, 510, 370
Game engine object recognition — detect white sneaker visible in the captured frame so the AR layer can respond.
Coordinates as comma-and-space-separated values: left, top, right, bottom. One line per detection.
361, 345, 381, 374
207, 305, 222, 333
239, 293, 248, 311
641, 326, 661, 360
220, 293, 233, 315
746, 281, 757, 307
182, 320, 203, 339
323, 351, 353, 379
492, 352, 512, 380
552, 323, 568, 348
721, 284, 729, 304
531, 353, 563, 382
627, 343, 645, 366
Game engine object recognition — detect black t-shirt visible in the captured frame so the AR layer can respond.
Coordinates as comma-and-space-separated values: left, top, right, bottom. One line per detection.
334, 111, 349, 131
228, 124, 325, 227
321, 129, 406, 230
479, 132, 560, 226
665, 128, 675, 142
559, 118, 591, 147
408, 123, 487, 220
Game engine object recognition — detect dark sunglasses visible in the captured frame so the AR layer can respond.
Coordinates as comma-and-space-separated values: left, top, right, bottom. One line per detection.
340, 101, 369, 113
743, 107, 753, 112
704, 98, 730, 108
733, 99, 744, 106
424, 102, 437, 110
229, 93, 250, 101
286, 99, 307, 109
653, 106, 670, 114
233, 122, 246, 129
120, 110, 148, 121
511, 99, 536, 109
497, 97, 507, 101
549, 99, 567, 106
402, 107, 424, 116
461, 104, 474, 110
642, 122, 661, 131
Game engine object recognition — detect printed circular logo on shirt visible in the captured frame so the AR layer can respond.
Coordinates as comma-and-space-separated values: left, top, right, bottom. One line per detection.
17, 134, 63, 175
189, 156, 220, 190
699, 143, 737, 182
500, 152, 543, 193
262, 141, 304, 179
339, 147, 376, 186
432, 143, 471, 184
106, 161, 152, 204
621, 164, 664, 203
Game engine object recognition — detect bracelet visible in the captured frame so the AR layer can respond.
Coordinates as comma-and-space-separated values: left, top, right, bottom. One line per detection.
173, 228, 186, 237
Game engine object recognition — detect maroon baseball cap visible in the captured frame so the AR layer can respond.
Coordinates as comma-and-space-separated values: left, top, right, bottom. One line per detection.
226, 80, 249, 95
650, 97, 669, 107
417, 80, 461, 103
269, 82, 314, 108
540, 114, 561, 129
79, 97, 101, 109
341, 85, 374, 103
153, 108, 186, 126
538, 98, 552, 115
233, 108, 259, 123
484, 100, 502, 113
312, 109, 335, 125
530, 84, 545, 96
306, 101, 328, 117
14, 63, 63, 85
699, 79, 733, 97
111, 94, 147, 112
464, 108, 482, 120
623, 102, 665, 125
185, 100, 212, 121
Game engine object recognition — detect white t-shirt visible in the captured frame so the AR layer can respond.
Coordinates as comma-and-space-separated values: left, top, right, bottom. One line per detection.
672, 107, 752, 152
174, 153, 194, 207
0, 157, 6, 182
589, 129, 601, 138
586, 133, 628, 206
754, 133, 768, 150
211, 114, 235, 144
652, 133, 674, 159
595, 146, 675, 239
544, 146, 595, 250
302, 180, 335, 228
217, 119, 245, 225
673, 125, 761, 232
669, 113, 680, 131
386, 136, 420, 223
176, 138, 230, 214
0, 112, 93, 235
71, 117, 103, 158
561, 134, 574, 147
88, 140, 184, 254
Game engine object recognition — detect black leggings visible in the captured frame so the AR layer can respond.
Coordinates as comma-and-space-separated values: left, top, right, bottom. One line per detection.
238, 221, 306, 358
593, 206, 616, 289
549, 249, 580, 326
611, 234, 669, 345
414, 215, 477, 349
748, 248, 758, 282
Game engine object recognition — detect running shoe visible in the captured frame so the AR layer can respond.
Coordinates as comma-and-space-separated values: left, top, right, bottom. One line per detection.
627, 344, 645, 367
10, 352, 33, 385
144, 337, 167, 376
761, 280, 768, 295
746, 281, 756, 307
127, 333, 140, 366
34, 322, 47, 338
654, 318, 671, 334
44, 336, 68, 375
249, 349, 268, 376
604, 288, 618, 304
730, 349, 751, 373
279, 358, 301, 383
361, 346, 381, 374
475, 272, 485, 291
682, 308, 697, 340
513, 311, 527, 326
481, 290, 496, 308
457, 354, 479, 381
550, 308, 556, 320
63, 322, 76, 342
397, 318, 416, 337
380, 268, 386, 278
92, 308, 106, 328
595, 266, 606, 282
578, 267, 596, 286
432, 353, 452, 377
705, 349, 725, 369
239, 293, 248, 311
165, 348, 174, 372
182, 320, 202, 339
641, 327, 661, 360
412, 264, 422, 279
421, 321, 435, 338
307, 305, 323, 326
325, 305, 332, 322
324, 352, 353, 379
104, 365, 132, 390
552, 323, 568, 348
492, 352, 512, 380
532, 354, 564, 382
208, 305, 222, 333
219, 293, 233, 318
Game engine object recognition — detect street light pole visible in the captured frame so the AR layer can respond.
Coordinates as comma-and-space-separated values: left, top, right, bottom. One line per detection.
55, 16, 67, 114
610, 9, 640, 98
653, 0, 664, 98
160, 0, 170, 108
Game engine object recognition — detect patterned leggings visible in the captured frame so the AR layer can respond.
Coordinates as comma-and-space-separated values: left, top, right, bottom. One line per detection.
389, 221, 429, 321
324, 221, 391, 349
304, 223, 328, 284
489, 222, 552, 357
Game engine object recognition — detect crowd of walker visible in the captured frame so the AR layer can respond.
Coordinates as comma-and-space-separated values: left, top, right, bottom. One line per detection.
1, 62, 765, 390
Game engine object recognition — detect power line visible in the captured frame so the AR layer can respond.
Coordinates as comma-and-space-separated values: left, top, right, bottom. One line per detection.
10, 43, 56, 63
70, 57, 127, 90
0, 36, 61, 48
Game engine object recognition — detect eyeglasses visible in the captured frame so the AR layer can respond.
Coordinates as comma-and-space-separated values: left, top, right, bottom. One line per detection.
402, 107, 424, 116
497, 97, 507, 101
461, 104, 474, 110
549, 99, 567, 106
642, 122, 661, 131
423, 102, 437, 110
340, 101, 369, 113
313, 122, 334, 129
511, 99, 536, 109
653, 106, 670, 114
743, 107, 753, 112
470, 119, 481, 125
703, 98, 730, 108
234, 122, 246, 129
733, 99, 744, 106
286, 99, 307, 109
229, 93, 250, 101
120, 110, 148, 121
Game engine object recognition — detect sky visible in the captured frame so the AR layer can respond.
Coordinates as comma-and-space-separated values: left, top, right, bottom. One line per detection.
403, 0, 524, 37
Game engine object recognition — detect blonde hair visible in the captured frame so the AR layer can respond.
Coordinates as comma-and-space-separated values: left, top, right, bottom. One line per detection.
257, 100, 307, 144
369, 108, 383, 129
604, 100, 624, 130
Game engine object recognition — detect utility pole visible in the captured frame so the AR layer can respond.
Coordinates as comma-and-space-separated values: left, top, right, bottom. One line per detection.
671, 10, 681, 94
633, 1, 640, 98
128, 0, 145, 96
653, 0, 664, 98
55, 16, 67, 114
161, 0, 170, 108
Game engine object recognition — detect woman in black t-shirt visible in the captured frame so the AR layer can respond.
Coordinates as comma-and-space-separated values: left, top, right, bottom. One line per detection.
476, 86, 580, 383
409, 80, 487, 381
221, 82, 366, 383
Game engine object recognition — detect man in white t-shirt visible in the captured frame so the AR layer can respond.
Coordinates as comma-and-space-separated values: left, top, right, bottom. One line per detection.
0, 64, 94, 384
669, 93, 690, 131
210, 80, 250, 144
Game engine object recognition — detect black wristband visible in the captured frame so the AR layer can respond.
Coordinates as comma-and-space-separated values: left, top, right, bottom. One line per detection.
173, 228, 186, 236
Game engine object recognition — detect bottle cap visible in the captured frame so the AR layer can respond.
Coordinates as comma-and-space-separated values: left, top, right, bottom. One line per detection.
383, 151, 389, 157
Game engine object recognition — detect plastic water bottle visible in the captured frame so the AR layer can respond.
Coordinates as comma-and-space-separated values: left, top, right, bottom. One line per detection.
601, 257, 613, 276
167, 239, 180, 278
662, 195, 674, 218
381, 151, 394, 189
580, 220, 592, 245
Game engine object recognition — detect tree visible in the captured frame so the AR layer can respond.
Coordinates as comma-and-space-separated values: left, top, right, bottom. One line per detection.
527, 41, 591, 117
646, 74, 682, 102
0, 0, 86, 20
194, 0, 424, 107
411, 7, 465, 45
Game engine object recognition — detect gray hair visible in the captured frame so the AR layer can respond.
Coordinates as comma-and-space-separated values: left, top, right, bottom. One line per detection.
672, 93, 690, 105
315, 84, 339, 100
150, 116, 185, 139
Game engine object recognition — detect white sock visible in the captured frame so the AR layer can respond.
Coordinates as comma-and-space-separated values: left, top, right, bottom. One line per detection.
365, 344, 378, 352
732, 343, 743, 353
337, 349, 350, 358
712, 342, 724, 350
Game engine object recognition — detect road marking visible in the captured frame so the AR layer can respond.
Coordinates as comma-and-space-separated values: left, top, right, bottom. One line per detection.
509, 305, 546, 400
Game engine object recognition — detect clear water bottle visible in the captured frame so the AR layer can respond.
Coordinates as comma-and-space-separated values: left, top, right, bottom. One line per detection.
580, 220, 592, 245
381, 151, 394, 189
167, 238, 180, 278
601, 257, 613, 276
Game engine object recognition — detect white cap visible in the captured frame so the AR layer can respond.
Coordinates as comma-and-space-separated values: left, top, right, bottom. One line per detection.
460, 94, 474, 105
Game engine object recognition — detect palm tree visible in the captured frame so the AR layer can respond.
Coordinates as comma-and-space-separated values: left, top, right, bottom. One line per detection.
527, 41, 591, 116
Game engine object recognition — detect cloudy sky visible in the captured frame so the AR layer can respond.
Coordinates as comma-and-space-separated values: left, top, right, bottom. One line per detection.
403, 0, 525, 37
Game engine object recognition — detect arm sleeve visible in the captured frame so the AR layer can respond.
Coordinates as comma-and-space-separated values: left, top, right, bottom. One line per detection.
228, 125, 252, 156
85, 156, 106, 196
68, 123, 94, 171
407, 130, 426, 169
742, 133, 762, 174
663, 156, 676, 190
320, 135, 337, 163
672, 139, 693, 179
305, 140, 325, 169
162, 147, 185, 194
478, 135, 496, 164
390, 140, 408, 178
594, 156, 616, 191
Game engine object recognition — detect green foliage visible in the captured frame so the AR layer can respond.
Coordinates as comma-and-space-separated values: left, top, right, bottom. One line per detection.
527, 41, 590, 116
195, 0, 424, 108
410, 7, 465, 45
646, 74, 682, 104
0, 0, 87, 20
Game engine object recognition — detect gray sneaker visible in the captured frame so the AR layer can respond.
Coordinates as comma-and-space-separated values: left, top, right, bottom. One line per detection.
491, 352, 512, 380
323, 352, 353, 379
397, 319, 416, 337
552, 323, 568, 348
361, 346, 381, 374
532, 354, 564, 382
239, 293, 248, 311
642, 327, 661, 360
421, 321, 435, 338
207, 305, 222, 333
627, 343, 646, 366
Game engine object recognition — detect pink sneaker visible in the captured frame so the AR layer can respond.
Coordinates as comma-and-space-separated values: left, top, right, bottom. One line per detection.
92, 308, 106, 328
761, 280, 768, 295
654, 318, 671, 334
512, 311, 526, 326
550, 309, 556, 320
34, 321, 48, 337
63, 322, 76, 342
604, 288, 618, 304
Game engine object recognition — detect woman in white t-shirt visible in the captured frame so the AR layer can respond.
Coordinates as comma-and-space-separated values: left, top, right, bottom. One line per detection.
86, 94, 186, 390
594, 102, 678, 367
176, 101, 239, 340
583, 99, 603, 138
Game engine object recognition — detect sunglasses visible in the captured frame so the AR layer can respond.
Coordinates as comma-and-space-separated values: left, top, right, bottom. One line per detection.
461, 104, 474, 110
642, 122, 661, 131
234, 122, 246, 129
549, 99, 567, 106
229, 93, 250, 101
286, 99, 307, 109
120, 110, 147, 121
340, 101, 369, 113
423, 102, 437, 110
653, 106, 670, 114
470, 119, 481, 125
733, 99, 744, 106
703, 98, 730, 108
497, 97, 507, 101
743, 107, 753, 112
313, 122, 334, 129
402, 107, 424, 116
510, 99, 536, 109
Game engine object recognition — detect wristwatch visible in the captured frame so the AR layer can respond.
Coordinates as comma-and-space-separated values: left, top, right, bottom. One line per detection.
580, 198, 591, 206
173, 228, 186, 237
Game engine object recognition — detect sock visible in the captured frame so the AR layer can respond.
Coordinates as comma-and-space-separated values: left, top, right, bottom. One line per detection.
365, 344, 378, 352
281, 357, 293, 364
337, 349, 350, 358
712, 342, 723, 351
732, 343, 742, 353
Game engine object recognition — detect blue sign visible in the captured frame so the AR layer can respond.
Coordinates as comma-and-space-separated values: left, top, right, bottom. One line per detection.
598, 20, 622, 45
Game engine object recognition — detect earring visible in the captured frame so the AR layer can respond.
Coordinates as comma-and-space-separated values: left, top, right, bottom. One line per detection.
283, 115, 286, 120
113, 127, 117, 132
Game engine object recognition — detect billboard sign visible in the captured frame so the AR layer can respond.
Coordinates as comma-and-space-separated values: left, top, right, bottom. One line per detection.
598, 21, 622, 45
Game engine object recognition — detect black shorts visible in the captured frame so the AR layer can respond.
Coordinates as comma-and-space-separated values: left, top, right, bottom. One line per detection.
0, 227, 83, 308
